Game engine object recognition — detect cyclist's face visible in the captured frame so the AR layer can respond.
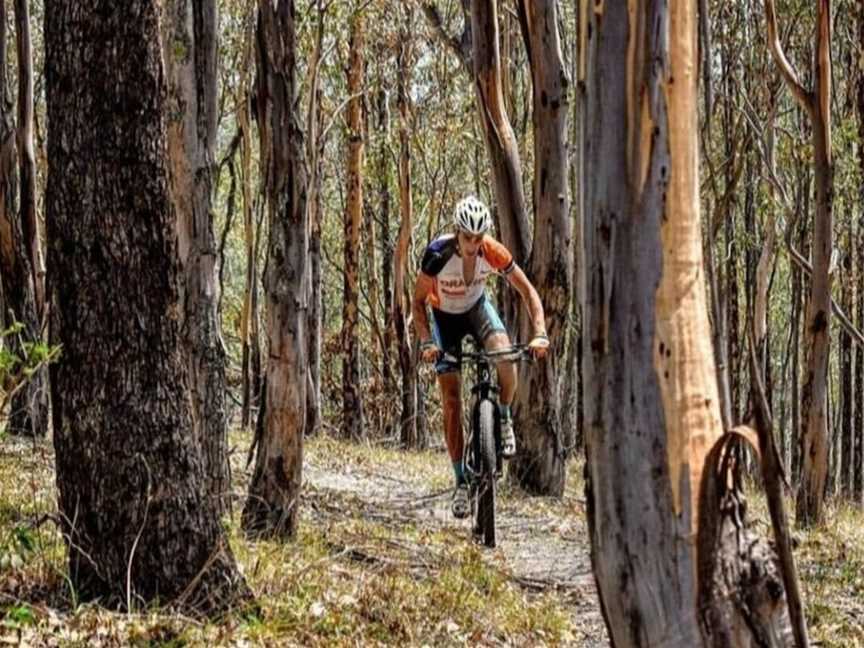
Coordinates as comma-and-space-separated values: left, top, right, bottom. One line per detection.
457, 230, 484, 257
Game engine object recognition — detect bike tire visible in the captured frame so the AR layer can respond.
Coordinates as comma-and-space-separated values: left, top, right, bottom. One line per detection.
475, 399, 497, 548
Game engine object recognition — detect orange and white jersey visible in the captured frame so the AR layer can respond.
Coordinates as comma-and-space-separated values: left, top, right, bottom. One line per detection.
420, 234, 515, 314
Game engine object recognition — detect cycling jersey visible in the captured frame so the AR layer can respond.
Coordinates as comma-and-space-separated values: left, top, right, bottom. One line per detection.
420, 234, 515, 314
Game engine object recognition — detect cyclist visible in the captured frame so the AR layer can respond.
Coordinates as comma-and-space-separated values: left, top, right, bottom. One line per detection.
412, 195, 549, 519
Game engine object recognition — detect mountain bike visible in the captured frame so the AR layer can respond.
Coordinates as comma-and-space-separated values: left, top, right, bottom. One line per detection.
446, 343, 531, 548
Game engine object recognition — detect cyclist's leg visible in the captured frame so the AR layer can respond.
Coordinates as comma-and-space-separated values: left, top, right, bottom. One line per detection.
467, 296, 517, 406
431, 310, 466, 484
468, 297, 518, 457
439, 372, 465, 479
437, 358, 471, 518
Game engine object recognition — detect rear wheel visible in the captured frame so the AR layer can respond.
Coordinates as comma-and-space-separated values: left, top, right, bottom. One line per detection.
475, 399, 497, 548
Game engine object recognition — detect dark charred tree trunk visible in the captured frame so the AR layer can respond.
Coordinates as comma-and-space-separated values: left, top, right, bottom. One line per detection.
510, 0, 572, 495
163, 0, 229, 516
376, 82, 395, 406
305, 1, 325, 438
341, 9, 364, 441
0, 0, 47, 438
241, 0, 308, 539
395, 8, 421, 448
45, 0, 248, 611
307, 168, 323, 438
789, 226, 803, 476
725, 199, 741, 424
720, 40, 742, 427
791, 185, 809, 481
841, 223, 853, 496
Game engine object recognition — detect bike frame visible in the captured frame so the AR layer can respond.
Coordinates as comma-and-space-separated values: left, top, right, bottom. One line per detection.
456, 344, 528, 482
467, 354, 502, 480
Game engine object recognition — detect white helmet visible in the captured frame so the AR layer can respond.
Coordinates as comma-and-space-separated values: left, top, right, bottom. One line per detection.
453, 196, 491, 235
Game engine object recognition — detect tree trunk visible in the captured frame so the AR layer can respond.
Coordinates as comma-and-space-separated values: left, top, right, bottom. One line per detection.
0, 0, 47, 438
307, 168, 323, 438
304, 2, 325, 438
764, 0, 834, 527
751, 107, 779, 432
45, 0, 248, 611
395, 9, 420, 448
791, 194, 809, 481
14, 0, 45, 318
856, 32, 864, 505
376, 84, 395, 405
561, 13, 584, 455
509, 0, 571, 495
582, 2, 789, 643
725, 195, 741, 425
342, 9, 365, 441
470, 0, 530, 267
841, 222, 853, 496
241, 0, 308, 539
238, 18, 258, 431
789, 234, 803, 475
163, 0, 229, 516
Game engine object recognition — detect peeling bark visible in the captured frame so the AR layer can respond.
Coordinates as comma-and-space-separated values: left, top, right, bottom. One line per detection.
241, 0, 308, 540
510, 0, 572, 495
584, 2, 701, 643
582, 1, 740, 643
162, 0, 229, 516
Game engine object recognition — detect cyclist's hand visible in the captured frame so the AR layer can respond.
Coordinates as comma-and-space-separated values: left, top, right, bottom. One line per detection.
528, 333, 550, 359
420, 340, 440, 364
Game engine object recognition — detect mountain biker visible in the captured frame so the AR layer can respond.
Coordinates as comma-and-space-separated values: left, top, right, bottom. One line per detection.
412, 195, 549, 519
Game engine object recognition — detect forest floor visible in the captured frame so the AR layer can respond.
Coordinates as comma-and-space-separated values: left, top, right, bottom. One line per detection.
0, 428, 863, 646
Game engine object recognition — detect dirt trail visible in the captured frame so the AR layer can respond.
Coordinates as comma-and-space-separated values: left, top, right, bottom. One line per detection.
303, 457, 608, 646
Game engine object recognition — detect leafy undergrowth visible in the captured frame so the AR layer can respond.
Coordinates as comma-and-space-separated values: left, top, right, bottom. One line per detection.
2, 430, 863, 646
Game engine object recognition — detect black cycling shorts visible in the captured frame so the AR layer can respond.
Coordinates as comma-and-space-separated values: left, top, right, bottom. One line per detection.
430, 295, 506, 375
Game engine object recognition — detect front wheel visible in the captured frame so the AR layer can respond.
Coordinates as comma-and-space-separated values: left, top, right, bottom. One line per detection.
474, 399, 497, 548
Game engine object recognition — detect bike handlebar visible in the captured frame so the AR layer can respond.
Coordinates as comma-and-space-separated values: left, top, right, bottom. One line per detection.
442, 344, 534, 365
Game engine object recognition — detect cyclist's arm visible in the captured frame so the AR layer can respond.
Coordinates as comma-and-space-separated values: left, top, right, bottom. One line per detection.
412, 272, 436, 344
506, 265, 547, 336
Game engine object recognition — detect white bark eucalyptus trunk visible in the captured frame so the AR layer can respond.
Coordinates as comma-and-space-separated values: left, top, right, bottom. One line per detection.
582, 1, 795, 645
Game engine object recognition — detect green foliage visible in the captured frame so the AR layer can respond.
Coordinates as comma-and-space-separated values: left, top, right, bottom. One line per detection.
2, 604, 36, 628
0, 322, 59, 424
